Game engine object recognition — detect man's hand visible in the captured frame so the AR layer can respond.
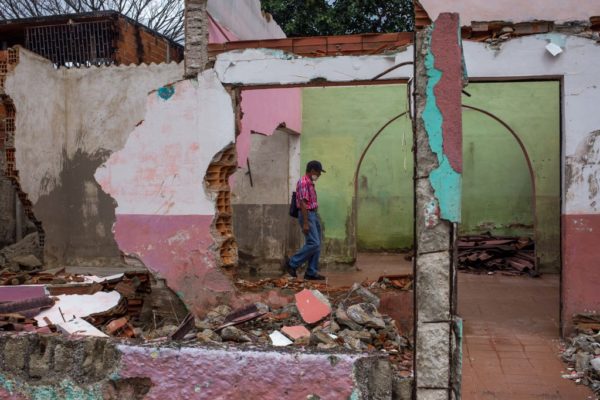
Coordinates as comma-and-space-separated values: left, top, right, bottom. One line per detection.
303, 223, 310, 234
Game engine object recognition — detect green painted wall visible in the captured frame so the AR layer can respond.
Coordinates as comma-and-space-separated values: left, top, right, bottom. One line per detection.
301, 84, 411, 259
300, 81, 560, 270
462, 81, 561, 272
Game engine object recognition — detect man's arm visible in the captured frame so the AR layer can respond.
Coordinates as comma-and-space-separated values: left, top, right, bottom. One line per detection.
300, 199, 309, 234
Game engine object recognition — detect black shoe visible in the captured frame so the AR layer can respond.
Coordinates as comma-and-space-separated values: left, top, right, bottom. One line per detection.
287, 264, 298, 278
304, 273, 326, 281
283, 256, 297, 278
281, 255, 298, 278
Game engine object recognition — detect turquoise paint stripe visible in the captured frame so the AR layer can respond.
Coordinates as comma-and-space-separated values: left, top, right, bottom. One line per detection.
422, 28, 461, 222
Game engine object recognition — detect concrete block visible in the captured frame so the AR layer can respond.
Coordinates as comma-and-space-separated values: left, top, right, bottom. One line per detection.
354, 357, 393, 400
3, 336, 27, 373
415, 179, 451, 254
416, 322, 450, 388
416, 388, 448, 400
416, 251, 450, 322
52, 339, 74, 374
392, 376, 413, 400
28, 336, 52, 379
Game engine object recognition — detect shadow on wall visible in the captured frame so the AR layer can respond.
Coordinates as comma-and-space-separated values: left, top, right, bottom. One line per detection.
35, 149, 121, 266
232, 129, 303, 277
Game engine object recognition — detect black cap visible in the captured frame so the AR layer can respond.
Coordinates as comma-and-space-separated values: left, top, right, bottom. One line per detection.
306, 160, 326, 173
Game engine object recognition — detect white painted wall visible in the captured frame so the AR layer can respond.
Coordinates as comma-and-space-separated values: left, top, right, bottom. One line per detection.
208, 0, 285, 40
215, 48, 414, 85
5, 48, 183, 204
95, 71, 235, 216
420, 0, 600, 24
462, 35, 600, 214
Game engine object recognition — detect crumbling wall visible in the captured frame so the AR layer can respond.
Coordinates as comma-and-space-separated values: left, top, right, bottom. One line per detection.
5, 47, 182, 266
205, 143, 238, 268
414, 13, 464, 400
0, 333, 407, 400
0, 48, 44, 255
95, 72, 238, 316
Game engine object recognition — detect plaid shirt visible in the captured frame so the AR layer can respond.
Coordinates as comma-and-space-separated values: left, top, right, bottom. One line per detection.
296, 175, 318, 210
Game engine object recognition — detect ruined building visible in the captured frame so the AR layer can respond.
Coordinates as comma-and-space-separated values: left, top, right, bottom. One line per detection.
0, 0, 599, 398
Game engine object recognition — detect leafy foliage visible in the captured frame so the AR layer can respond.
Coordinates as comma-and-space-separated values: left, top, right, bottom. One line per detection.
262, 0, 414, 37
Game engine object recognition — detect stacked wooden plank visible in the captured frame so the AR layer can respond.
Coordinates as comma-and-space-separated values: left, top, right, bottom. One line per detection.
458, 234, 537, 275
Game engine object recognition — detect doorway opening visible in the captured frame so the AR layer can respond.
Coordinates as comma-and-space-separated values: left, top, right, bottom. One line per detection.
458, 80, 566, 399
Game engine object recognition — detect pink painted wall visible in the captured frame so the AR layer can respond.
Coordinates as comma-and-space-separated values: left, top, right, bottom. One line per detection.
208, 17, 239, 43
238, 88, 302, 166
562, 214, 600, 335
118, 345, 362, 399
95, 73, 238, 315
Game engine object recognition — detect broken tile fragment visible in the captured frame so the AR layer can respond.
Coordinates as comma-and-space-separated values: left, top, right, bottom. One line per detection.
106, 317, 129, 335
295, 289, 331, 324
269, 330, 293, 347
281, 325, 311, 340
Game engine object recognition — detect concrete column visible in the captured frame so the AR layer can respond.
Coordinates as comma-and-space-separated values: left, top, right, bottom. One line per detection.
184, 0, 209, 78
414, 13, 466, 400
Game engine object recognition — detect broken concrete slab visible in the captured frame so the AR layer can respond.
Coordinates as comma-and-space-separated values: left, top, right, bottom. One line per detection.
346, 303, 386, 329
335, 306, 364, 331
34, 291, 121, 327
0, 233, 42, 263
10, 255, 42, 270
221, 326, 251, 343
0, 285, 47, 302
295, 289, 331, 324
57, 317, 108, 338
351, 283, 380, 307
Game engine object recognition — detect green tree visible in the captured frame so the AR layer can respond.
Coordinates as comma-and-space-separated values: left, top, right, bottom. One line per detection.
262, 0, 414, 37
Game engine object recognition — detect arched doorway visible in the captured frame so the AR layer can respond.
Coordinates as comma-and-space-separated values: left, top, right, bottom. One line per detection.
352, 111, 413, 260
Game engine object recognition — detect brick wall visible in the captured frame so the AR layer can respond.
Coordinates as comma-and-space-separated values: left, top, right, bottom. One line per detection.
0, 48, 45, 247
114, 17, 183, 65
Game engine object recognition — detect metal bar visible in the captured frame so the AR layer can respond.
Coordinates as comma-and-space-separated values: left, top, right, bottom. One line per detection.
371, 61, 414, 81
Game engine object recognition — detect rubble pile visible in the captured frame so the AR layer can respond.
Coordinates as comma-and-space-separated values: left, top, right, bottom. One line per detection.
560, 314, 600, 395
0, 268, 155, 338
190, 282, 412, 375
0, 233, 43, 272
458, 234, 538, 276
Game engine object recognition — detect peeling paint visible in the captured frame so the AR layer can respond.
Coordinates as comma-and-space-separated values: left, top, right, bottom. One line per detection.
422, 21, 462, 223
157, 85, 175, 100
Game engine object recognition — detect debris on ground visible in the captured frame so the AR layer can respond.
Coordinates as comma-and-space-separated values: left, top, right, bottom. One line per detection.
191, 282, 413, 375
457, 234, 539, 276
0, 267, 185, 340
560, 313, 600, 395
0, 267, 413, 375
0, 233, 43, 271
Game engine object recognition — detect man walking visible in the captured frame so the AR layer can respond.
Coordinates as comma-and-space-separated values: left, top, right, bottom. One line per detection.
286, 160, 326, 280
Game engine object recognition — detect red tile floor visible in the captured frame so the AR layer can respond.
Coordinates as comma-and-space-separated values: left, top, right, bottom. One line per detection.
458, 273, 595, 400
